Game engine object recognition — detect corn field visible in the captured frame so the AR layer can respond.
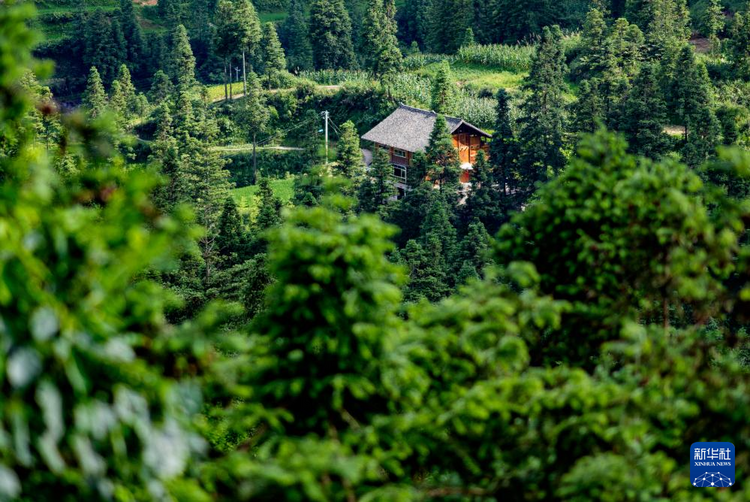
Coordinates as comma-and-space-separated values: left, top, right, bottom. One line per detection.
456, 44, 535, 72
454, 91, 497, 129
297, 69, 372, 86
388, 73, 432, 108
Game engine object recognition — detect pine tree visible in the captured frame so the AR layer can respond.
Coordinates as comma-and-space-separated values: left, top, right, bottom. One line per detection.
489, 89, 519, 209
150, 70, 174, 105
255, 177, 283, 232
261, 22, 287, 76
213, 0, 242, 100
460, 151, 500, 233
388, 182, 433, 246
626, 0, 690, 57
431, 61, 455, 114
118, 0, 145, 71
83, 12, 126, 83
361, 0, 403, 76
575, 8, 609, 80
150, 102, 189, 213
336, 120, 364, 180
702, 0, 724, 53
235, 72, 270, 183
169, 24, 196, 88
280, 0, 313, 71
114, 64, 137, 114
517, 26, 568, 196
82, 66, 107, 118
458, 218, 492, 278
419, 191, 458, 283
572, 79, 605, 134
309, 0, 357, 69
236, 0, 262, 95
109, 80, 127, 121
460, 27, 476, 48
730, 9, 750, 78
491, 0, 560, 43
427, 0, 473, 53
158, 0, 183, 28
619, 63, 669, 158
357, 145, 396, 215
425, 114, 461, 191
400, 0, 432, 48
217, 196, 248, 263
400, 238, 450, 302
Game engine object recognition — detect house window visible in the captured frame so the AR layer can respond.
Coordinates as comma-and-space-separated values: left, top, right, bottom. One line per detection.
393, 165, 407, 182
393, 149, 407, 158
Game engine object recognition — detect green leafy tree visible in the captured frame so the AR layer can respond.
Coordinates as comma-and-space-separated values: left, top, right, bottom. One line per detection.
309, 0, 357, 69
280, 0, 313, 71
82, 66, 107, 118
517, 26, 568, 197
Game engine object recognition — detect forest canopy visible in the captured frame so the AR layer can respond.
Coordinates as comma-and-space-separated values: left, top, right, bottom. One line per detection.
2, 0, 750, 500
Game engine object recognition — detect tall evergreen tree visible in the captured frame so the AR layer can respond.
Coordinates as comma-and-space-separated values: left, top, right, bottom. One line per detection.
158, 0, 183, 28
517, 26, 568, 195
169, 24, 196, 88
619, 63, 669, 158
217, 196, 247, 263
460, 151, 499, 233
431, 61, 455, 114
82, 66, 107, 118
150, 70, 174, 105
458, 218, 492, 279
427, 0, 473, 53
357, 145, 397, 215
118, 0, 145, 71
260, 22, 287, 76
425, 114, 461, 192
489, 89, 519, 209
491, 0, 561, 43
280, 0, 313, 71
255, 177, 283, 233
83, 12, 126, 83
400, 238, 450, 302
235, 72, 270, 183
702, 0, 724, 53
399, 0, 432, 48
419, 191, 458, 282
361, 0, 403, 76
114, 64, 138, 115
730, 9, 750, 78
213, 0, 244, 100
236, 0, 263, 95
309, 0, 357, 69
336, 120, 364, 180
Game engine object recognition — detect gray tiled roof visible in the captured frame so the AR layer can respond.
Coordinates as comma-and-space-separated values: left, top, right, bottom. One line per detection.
361, 104, 491, 153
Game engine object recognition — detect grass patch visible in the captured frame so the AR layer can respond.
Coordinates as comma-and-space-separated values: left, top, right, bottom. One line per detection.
259, 11, 287, 24
232, 178, 295, 215
416, 62, 527, 92
207, 82, 245, 101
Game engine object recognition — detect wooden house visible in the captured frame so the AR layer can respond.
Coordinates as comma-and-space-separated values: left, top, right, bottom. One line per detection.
361, 104, 491, 193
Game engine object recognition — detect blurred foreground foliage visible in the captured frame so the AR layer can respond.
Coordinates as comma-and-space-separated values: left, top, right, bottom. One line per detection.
3, 2, 750, 501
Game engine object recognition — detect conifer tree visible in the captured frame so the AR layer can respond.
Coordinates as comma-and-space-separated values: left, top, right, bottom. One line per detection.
400, 238, 450, 302
491, 0, 560, 43
114, 64, 137, 114
150, 102, 188, 213
517, 26, 568, 196
419, 191, 458, 282
82, 66, 107, 118
236, 0, 262, 95
309, 0, 357, 69
150, 70, 174, 105
489, 89, 519, 207
357, 145, 396, 215
169, 24, 196, 88
461, 151, 500, 233
336, 120, 364, 180
458, 218, 492, 278
361, 0, 403, 76
280, 0, 313, 71
235, 72, 270, 183
217, 196, 247, 263
388, 182, 433, 246
572, 79, 605, 134
619, 63, 669, 158
702, 0, 724, 53
255, 177, 283, 233
83, 12, 126, 83
159, 0, 183, 28
427, 0, 473, 53
460, 27, 476, 47
109, 80, 127, 121
260, 22, 286, 76
425, 114, 461, 191
431, 61, 455, 115
213, 0, 243, 100
400, 0, 432, 48
730, 9, 750, 78
118, 0, 145, 70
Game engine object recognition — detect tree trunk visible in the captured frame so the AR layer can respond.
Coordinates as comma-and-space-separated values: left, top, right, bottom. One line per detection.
243, 50, 247, 97
229, 57, 233, 100
224, 59, 228, 102
253, 132, 258, 185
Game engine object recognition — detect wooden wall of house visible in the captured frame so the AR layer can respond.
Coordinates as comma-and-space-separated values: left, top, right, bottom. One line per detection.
452, 133, 489, 165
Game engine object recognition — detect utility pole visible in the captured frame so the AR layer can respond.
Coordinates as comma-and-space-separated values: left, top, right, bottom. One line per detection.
322, 110, 329, 165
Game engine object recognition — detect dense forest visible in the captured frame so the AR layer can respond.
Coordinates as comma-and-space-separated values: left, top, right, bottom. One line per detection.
3, 0, 750, 499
